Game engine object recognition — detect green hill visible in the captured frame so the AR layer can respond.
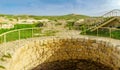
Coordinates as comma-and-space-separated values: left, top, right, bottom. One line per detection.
0, 14, 89, 21
30, 14, 89, 20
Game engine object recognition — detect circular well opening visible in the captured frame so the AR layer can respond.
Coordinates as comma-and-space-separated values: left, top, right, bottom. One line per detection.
32, 59, 113, 70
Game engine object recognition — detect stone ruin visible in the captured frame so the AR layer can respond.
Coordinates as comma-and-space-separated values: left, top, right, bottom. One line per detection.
4, 36, 120, 70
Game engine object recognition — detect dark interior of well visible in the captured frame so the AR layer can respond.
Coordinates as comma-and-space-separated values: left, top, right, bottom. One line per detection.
32, 59, 113, 70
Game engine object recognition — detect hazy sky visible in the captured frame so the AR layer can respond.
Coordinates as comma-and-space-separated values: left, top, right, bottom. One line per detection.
0, 0, 120, 16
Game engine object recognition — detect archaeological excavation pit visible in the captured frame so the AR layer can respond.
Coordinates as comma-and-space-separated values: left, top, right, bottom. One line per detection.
8, 37, 120, 70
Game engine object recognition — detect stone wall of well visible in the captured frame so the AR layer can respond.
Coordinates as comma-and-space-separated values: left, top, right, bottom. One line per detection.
7, 36, 120, 70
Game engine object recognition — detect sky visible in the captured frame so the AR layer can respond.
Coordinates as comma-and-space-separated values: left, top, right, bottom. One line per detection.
0, 0, 120, 16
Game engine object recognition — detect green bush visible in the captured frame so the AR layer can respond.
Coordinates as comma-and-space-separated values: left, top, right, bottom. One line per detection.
66, 21, 74, 30
35, 22, 43, 27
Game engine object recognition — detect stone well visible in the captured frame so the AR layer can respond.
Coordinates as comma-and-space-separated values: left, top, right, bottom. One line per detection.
8, 36, 120, 70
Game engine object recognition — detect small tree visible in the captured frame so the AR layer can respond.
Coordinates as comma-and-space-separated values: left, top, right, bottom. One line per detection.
35, 22, 43, 27
66, 21, 74, 30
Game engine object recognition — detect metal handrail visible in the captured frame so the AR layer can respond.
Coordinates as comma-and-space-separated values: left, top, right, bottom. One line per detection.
0, 27, 43, 44
83, 27, 120, 40
0, 27, 43, 37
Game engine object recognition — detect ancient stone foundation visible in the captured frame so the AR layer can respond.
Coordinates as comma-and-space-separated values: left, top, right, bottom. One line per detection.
7, 36, 120, 70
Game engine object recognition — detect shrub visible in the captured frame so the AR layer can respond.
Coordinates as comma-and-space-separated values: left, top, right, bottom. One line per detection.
66, 21, 75, 30
35, 22, 43, 27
